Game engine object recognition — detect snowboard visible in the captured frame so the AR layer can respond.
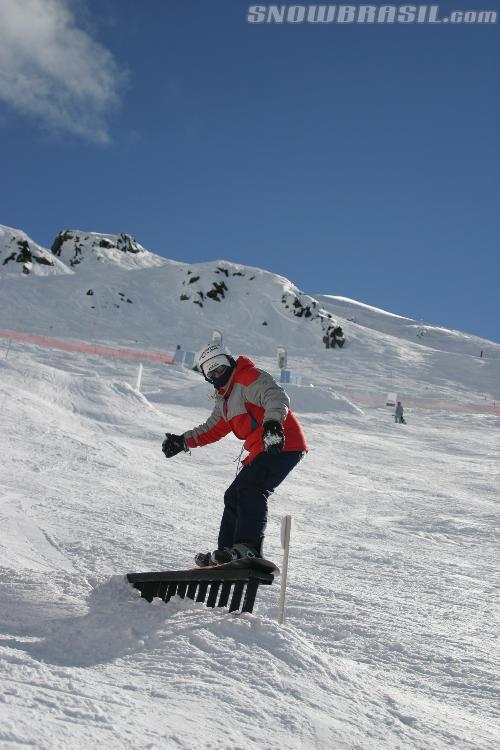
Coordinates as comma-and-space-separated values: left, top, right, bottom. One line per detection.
127, 556, 279, 584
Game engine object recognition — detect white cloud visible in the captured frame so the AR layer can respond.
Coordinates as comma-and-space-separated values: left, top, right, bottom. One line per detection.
0, 0, 125, 142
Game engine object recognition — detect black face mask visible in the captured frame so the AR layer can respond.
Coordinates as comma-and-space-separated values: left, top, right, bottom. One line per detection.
204, 361, 235, 389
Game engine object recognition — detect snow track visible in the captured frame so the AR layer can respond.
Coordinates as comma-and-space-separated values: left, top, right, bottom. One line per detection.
0, 242, 499, 748
0, 342, 498, 749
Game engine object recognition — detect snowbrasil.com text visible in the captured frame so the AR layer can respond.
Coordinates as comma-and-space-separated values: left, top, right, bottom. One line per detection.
246, 5, 498, 24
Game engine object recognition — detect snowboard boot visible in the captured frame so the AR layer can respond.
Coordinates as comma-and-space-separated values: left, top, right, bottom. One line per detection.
231, 542, 261, 560
194, 549, 233, 566
198, 542, 262, 567
210, 548, 233, 564
194, 551, 212, 567
212, 542, 261, 564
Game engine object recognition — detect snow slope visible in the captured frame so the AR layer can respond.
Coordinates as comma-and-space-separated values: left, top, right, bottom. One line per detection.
317, 294, 498, 358
1, 225, 498, 406
0, 224, 499, 749
0, 225, 72, 277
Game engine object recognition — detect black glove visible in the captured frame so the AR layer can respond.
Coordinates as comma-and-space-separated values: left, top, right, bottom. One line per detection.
162, 433, 187, 458
262, 420, 285, 454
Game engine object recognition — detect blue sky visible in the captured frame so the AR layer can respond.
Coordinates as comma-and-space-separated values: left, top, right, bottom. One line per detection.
1, 0, 498, 341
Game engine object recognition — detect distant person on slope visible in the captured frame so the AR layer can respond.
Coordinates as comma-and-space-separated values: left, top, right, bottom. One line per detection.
161, 343, 308, 566
394, 401, 406, 424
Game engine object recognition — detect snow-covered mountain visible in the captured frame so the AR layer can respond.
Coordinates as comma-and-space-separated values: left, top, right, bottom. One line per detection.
0, 223, 499, 750
49, 229, 169, 271
0, 224, 72, 276
317, 294, 494, 358
0, 225, 345, 357
1, 224, 498, 402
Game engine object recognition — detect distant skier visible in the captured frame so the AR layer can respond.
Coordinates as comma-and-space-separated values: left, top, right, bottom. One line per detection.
161, 343, 308, 565
394, 401, 406, 424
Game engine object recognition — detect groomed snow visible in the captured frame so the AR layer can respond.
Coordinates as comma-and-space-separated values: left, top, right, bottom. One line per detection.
0, 226, 498, 749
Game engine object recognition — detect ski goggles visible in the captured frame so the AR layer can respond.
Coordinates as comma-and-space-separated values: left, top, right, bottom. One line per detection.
205, 364, 228, 382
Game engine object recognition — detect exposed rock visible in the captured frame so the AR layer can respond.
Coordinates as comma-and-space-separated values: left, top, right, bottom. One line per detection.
281, 290, 341, 334
51, 230, 74, 257
2, 252, 16, 266
206, 281, 228, 302
33, 255, 53, 266
1, 236, 55, 274
50, 229, 146, 268
116, 233, 143, 254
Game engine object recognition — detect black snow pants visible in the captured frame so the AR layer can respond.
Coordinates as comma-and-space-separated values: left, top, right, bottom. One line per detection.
217, 450, 304, 553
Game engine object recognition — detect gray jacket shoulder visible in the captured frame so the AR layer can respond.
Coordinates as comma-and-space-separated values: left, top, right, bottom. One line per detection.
245, 369, 290, 423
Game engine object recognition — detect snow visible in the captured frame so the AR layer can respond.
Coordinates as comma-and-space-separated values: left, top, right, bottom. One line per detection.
320, 295, 413, 320
0, 224, 499, 749
0, 224, 72, 277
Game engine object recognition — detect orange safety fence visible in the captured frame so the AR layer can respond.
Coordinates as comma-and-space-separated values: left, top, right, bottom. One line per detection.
0, 329, 175, 365
2, 329, 498, 415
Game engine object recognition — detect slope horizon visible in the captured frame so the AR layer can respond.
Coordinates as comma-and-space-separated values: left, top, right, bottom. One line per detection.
1, 221, 498, 346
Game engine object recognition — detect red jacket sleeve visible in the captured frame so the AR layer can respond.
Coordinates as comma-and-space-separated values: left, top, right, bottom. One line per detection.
183, 402, 232, 448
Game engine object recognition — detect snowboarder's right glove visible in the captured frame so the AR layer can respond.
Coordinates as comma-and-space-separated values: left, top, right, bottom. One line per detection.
162, 433, 188, 458
262, 420, 285, 454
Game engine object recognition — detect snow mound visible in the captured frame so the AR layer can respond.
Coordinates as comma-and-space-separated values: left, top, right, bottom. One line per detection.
284, 383, 363, 415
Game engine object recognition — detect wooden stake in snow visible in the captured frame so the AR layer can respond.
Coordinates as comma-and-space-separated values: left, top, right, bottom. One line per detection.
277, 514, 292, 624
135, 363, 143, 392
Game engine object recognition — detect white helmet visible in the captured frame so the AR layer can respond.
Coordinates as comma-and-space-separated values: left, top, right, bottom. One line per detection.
197, 343, 236, 388
197, 343, 232, 378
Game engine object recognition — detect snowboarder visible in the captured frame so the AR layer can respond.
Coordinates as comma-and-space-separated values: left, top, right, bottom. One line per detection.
394, 401, 406, 424
161, 343, 308, 566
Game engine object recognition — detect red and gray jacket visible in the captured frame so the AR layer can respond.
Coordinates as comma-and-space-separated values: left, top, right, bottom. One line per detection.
183, 356, 308, 465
